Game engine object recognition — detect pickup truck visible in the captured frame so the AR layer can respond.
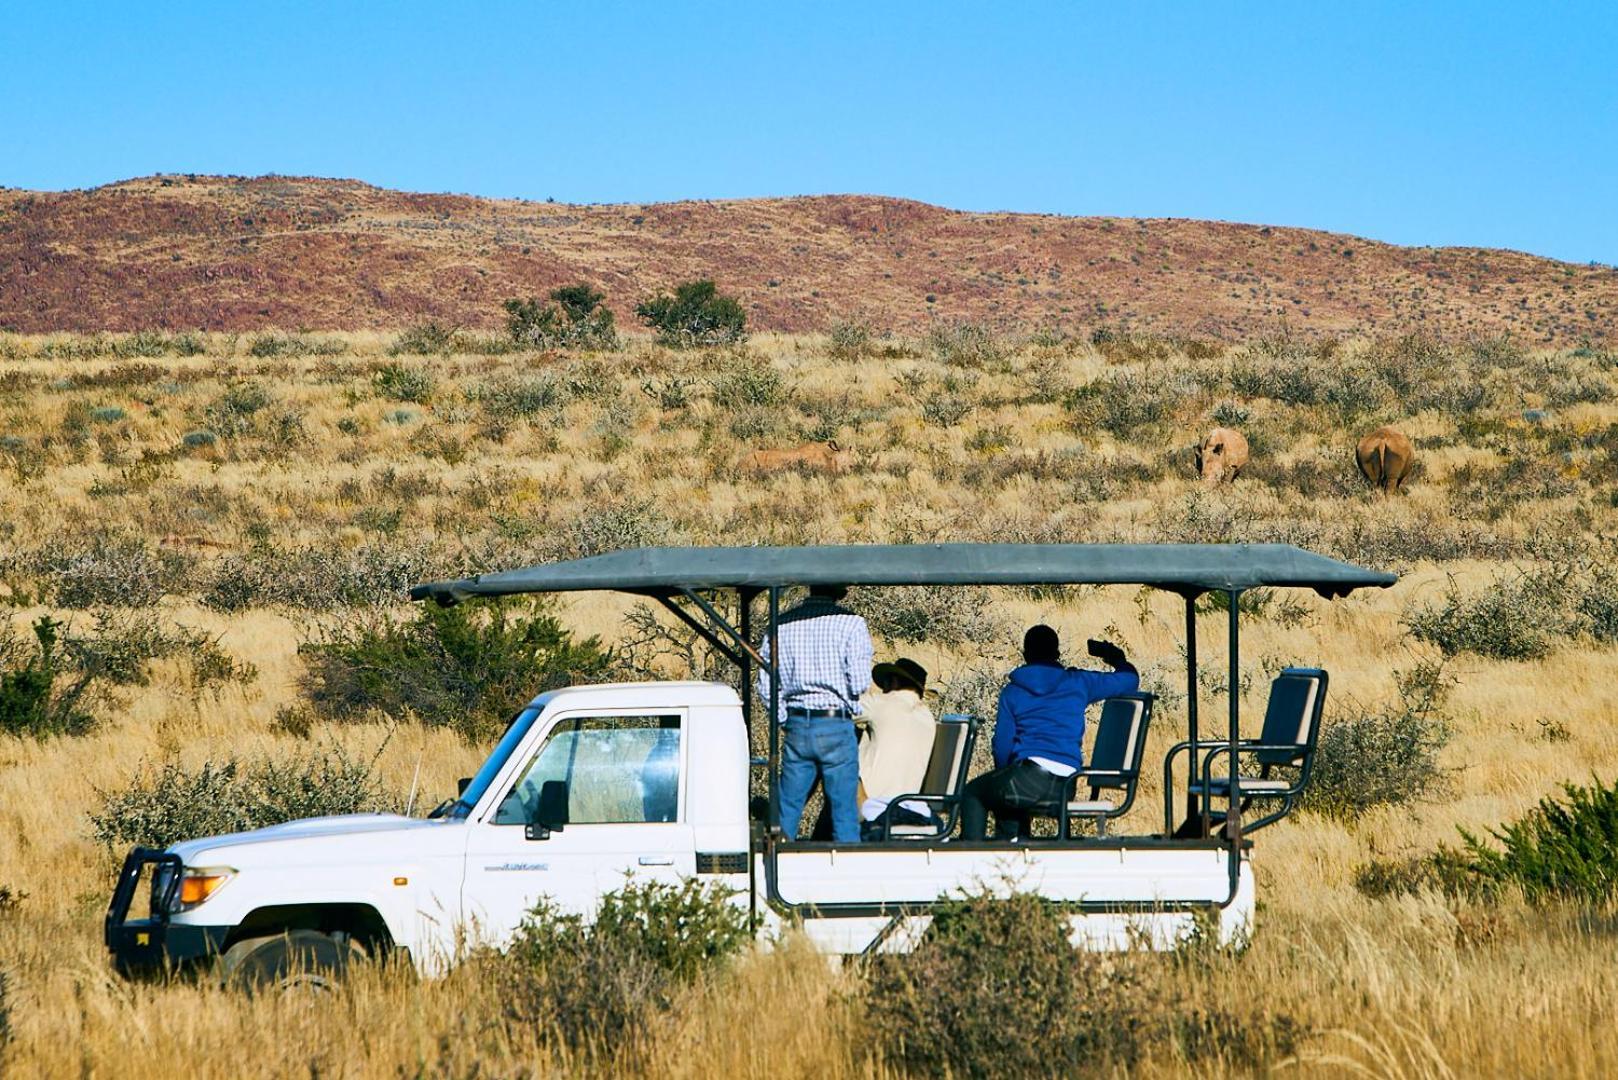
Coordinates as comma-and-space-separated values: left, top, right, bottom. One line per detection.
107, 540, 1396, 985
106, 679, 1252, 984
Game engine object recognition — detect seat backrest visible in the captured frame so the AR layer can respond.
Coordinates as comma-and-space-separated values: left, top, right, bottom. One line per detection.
919, 716, 974, 797
1086, 693, 1154, 789
1255, 668, 1328, 766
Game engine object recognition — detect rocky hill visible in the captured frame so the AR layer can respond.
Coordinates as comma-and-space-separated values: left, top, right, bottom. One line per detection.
1, 174, 1612, 342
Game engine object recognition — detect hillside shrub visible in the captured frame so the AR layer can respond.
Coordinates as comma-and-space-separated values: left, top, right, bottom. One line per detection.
245, 332, 342, 359
925, 321, 1005, 369
200, 539, 432, 612
851, 585, 1005, 648
826, 319, 873, 360
470, 374, 571, 422
1405, 573, 1560, 660
389, 320, 459, 356
550, 496, 674, 560
299, 599, 612, 739
1302, 659, 1455, 817
710, 358, 788, 410
90, 746, 394, 849
493, 878, 748, 1057
372, 363, 436, 404
0, 617, 96, 738
635, 279, 746, 348
35, 532, 189, 608
505, 284, 618, 350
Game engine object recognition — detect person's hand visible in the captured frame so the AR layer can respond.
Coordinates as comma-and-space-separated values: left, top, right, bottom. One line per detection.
1086, 638, 1128, 666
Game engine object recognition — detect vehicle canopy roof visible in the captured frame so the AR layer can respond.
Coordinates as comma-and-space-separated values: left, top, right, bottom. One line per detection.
411, 542, 1395, 604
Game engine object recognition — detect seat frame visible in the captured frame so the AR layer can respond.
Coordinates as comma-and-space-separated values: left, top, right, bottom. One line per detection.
877, 714, 980, 841
1046, 692, 1156, 839
1163, 666, 1328, 837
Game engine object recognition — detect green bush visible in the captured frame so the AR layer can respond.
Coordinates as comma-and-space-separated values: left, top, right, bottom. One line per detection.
372, 363, 436, 404
1302, 660, 1454, 817
298, 599, 612, 739
865, 889, 1303, 1078
0, 617, 96, 738
90, 746, 395, 849
1460, 776, 1618, 901
246, 332, 342, 359
925, 321, 1005, 368
504, 284, 618, 350
634, 279, 746, 348
710, 357, 788, 410
493, 878, 748, 1057
826, 319, 873, 360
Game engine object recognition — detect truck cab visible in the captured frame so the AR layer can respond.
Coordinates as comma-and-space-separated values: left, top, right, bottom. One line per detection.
107, 682, 752, 979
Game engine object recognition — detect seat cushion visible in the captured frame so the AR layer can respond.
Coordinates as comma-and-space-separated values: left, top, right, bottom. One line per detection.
1188, 776, 1292, 795
1064, 800, 1117, 814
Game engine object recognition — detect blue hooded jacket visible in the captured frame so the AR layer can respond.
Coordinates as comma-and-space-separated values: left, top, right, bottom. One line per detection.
992, 662, 1141, 771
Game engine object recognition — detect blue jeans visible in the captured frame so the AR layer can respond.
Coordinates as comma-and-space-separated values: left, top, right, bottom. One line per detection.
778, 717, 861, 843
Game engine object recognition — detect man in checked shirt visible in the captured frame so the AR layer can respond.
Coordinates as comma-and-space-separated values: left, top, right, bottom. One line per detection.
758, 584, 875, 843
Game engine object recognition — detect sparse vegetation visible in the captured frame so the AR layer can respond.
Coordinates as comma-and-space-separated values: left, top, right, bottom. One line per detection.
3, 327, 1618, 1076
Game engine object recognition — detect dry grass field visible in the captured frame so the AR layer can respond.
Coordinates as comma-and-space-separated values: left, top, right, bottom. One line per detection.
2, 324, 1618, 1076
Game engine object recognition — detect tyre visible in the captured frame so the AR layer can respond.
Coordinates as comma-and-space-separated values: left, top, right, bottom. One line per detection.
220, 930, 361, 993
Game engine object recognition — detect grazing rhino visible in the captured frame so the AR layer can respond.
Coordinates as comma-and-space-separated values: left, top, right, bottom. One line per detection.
1195, 427, 1250, 484
1356, 426, 1415, 494
745, 440, 854, 474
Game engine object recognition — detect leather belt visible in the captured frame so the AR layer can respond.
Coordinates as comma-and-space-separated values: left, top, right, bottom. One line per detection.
785, 706, 851, 719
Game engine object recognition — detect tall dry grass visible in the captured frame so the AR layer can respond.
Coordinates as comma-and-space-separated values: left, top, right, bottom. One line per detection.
3, 327, 1618, 1075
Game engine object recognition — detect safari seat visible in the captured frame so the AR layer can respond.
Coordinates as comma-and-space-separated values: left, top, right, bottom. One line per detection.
878, 714, 978, 841
1027, 693, 1154, 838
1173, 667, 1327, 836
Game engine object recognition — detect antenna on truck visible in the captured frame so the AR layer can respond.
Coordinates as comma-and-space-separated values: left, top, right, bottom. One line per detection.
404, 747, 425, 817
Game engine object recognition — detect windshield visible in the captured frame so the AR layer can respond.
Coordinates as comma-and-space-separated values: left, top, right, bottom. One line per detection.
446, 704, 543, 819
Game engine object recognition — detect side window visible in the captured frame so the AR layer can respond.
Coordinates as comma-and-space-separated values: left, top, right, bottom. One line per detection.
492, 714, 681, 826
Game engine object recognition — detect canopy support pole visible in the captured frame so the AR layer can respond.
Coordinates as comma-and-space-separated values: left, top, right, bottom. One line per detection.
647, 595, 740, 668
1226, 590, 1243, 864
738, 588, 758, 739
767, 586, 782, 837
1184, 594, 1199, 826
679, 588, 767, 667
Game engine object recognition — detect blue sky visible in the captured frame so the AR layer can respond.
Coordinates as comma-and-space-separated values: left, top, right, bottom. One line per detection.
3, 2, 1614, 263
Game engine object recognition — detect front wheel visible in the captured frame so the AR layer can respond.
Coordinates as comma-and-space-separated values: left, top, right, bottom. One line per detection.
220, 930, 360, 992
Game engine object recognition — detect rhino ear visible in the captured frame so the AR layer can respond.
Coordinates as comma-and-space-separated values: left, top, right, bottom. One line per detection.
827, 440, 841, 452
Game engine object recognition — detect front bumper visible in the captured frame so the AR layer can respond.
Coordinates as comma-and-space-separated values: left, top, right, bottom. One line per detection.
104, 846, 231, 976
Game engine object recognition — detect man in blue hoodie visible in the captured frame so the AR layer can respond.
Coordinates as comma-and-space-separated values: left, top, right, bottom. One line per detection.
961, 625, 1139, 841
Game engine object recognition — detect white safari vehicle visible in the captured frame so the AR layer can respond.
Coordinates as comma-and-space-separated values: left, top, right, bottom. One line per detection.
106, 543, 1393, 982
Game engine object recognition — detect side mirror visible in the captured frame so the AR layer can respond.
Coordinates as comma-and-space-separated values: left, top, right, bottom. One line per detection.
524, 780, 570, 841
456, 777, 472, 797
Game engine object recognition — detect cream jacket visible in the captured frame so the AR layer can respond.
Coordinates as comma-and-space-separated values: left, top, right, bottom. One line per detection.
857, 687, 936, 803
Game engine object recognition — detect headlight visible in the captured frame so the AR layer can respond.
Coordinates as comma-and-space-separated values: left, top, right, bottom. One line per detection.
165, 866, 236, 913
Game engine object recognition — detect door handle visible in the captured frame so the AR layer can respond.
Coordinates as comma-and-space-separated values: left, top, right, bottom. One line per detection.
638, 855, 675, 867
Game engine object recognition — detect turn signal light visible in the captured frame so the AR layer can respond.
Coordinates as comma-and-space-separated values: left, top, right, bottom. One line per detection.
171, 867, 235, 911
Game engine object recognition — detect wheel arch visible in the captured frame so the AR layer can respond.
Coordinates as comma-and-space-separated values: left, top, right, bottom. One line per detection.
225, 902, 395, 955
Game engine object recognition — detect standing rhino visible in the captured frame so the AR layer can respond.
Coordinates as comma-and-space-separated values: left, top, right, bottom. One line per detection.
1356, 426, 1415, 494
1195, 427, 1250, 484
